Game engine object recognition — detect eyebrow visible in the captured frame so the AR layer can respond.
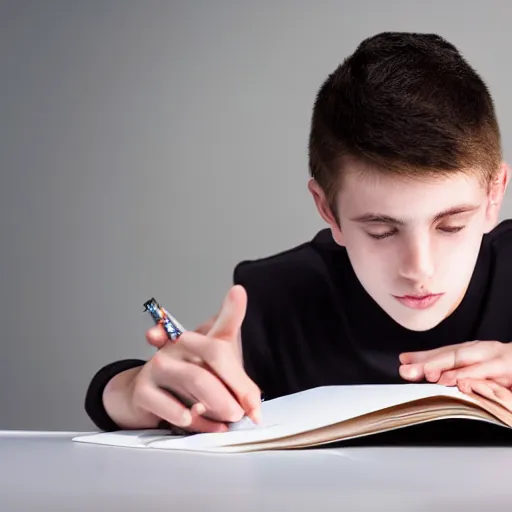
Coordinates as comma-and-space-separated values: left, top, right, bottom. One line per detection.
350, 204, 480, 225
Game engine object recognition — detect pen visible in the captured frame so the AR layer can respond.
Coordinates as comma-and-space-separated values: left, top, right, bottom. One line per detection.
143, 297, 185, 341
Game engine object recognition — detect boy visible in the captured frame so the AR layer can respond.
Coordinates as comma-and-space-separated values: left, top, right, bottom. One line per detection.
85, 32, 512, 434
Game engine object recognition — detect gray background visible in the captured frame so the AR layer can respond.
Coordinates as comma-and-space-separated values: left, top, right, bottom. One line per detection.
2, 1, 512, 431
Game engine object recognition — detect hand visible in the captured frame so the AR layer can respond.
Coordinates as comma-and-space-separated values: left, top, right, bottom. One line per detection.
399, 340, 512, 388
457, 378, 512, 412
129, 285, 262, 433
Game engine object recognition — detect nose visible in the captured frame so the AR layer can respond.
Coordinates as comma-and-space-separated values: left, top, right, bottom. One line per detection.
398, 236, 435, 283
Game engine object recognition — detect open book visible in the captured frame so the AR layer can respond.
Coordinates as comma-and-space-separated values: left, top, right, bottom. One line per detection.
73, 383, 512, 453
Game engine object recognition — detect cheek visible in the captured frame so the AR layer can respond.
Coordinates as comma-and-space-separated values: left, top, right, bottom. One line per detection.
344, 234, 393, 283
437, 235, 482, 281
422, 232, 485, 299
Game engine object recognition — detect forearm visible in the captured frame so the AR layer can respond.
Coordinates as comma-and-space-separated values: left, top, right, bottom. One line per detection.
102, 366, 160, 429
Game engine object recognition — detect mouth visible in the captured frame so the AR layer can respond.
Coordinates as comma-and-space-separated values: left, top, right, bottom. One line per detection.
393, 293, 444, 310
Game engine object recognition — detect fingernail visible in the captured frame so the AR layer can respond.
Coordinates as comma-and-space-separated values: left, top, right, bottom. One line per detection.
180, 410, 192, 426
402, 365, 419, 378
194, 403, 206, 415
249, 407, 262, 425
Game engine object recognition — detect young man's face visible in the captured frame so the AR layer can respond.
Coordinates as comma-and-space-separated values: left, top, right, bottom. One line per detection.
310, 162, 507, 332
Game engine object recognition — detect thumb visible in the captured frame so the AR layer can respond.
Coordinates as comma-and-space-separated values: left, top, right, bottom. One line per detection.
207, 285, 247, 342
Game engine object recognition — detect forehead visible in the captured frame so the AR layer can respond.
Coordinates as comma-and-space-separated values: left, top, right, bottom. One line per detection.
337, 167, 486, 216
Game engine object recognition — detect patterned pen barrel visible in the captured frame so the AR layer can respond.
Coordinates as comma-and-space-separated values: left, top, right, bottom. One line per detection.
143, 297, 184, 341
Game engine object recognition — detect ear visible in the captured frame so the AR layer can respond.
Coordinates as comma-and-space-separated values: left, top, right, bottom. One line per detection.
484, 161, 509, 232
307, 179, 345, 245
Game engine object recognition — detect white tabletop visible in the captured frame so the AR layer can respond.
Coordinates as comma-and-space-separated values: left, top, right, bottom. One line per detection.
2, 430, 512, 511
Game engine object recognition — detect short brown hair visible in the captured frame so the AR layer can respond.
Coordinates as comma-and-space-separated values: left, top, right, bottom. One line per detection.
308, 32, 502, 213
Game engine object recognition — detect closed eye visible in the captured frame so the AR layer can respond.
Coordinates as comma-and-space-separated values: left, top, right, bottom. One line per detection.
438, 226, 465, 234
367, 225, 466, 240
367, 229, 397, 240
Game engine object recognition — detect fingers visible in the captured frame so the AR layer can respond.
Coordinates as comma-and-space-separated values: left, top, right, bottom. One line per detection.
399, 341, 503, 382
152, 353, 245, 423
146, 325, 169, 349
208, 285, 247, 341
179, 330, 262, 423
457, 379, 512, 412
436, 357, 512, 387
399, 341, 478, 365
132, 383, 228, 433
131, 381, 190, 429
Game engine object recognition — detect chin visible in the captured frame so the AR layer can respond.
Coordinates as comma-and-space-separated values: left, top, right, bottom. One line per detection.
391, 314, 446, 332
381, 302, 451, 332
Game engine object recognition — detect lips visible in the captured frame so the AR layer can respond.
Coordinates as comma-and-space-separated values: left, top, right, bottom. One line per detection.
393, 293, 444, 310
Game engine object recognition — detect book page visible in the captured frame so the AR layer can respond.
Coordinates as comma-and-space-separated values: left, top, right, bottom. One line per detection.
74, 383, 482, 451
